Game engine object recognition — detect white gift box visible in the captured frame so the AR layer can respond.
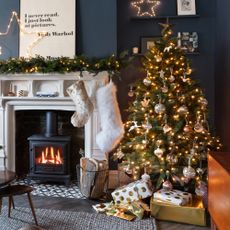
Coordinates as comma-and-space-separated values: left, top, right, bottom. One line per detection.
112, 179, 153, 204
153, 189, 192, 206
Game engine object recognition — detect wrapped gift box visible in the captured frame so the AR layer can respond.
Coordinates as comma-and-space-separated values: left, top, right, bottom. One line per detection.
92, 202, 113, 213
118, 201, 150, 219
111, 179, 153, 204
150, 195, 206, 226
106, 209, 136, 221
93, 201, 150, 219
153, 189, 192, 206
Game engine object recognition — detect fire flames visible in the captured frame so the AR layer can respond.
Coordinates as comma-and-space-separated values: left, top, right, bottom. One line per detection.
37, 146, 63, 165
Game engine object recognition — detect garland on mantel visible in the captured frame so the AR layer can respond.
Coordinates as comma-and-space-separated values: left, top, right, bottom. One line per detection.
0, 55, 122, 76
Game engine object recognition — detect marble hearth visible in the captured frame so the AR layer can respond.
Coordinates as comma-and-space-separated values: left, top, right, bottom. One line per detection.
0, 71, 108, 171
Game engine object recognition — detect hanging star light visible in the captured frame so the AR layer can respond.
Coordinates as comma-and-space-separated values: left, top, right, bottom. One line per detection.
0, 11, 47, 57
131, 0, 160, 17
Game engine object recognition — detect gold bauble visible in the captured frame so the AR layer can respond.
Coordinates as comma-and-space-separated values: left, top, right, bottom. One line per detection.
155, 55, 162, 62
169, 75, 175, 82
183, 124, 192, 133
178, 105, 188, 115
154, 103, 166, 114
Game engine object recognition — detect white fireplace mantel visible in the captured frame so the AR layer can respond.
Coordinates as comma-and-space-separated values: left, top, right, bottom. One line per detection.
0, 71, 109, 171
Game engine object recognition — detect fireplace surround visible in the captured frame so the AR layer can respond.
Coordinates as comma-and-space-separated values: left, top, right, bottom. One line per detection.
0, 71, 109, 172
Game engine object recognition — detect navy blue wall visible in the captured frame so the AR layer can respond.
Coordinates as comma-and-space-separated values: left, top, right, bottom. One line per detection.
77, 0, 117, 57
117, 0, 216, 126
0, 0, 117, 58
0, 0, 19, 59
215, 1, 230, 151
1, 0, 228, 146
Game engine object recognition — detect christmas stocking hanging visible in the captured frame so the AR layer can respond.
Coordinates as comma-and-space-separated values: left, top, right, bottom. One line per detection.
66, 80, 94, 127
96, 81, 124, 153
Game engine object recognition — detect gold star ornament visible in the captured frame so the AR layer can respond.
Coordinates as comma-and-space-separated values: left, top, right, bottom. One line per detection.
131, 0, 161, 17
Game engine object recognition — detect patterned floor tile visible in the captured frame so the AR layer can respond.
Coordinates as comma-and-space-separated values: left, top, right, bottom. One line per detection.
13, 179, 86, 199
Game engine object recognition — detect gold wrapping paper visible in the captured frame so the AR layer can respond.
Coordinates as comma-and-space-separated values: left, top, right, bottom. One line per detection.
150, 196, 206, 226
117, 201, 146, 219
106, 210, 136, 221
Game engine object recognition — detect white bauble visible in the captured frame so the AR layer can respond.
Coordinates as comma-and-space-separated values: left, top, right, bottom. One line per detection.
200, 98, 208, 106
163, 124, 172, 133
154, 103, 166, 114
161, 86, 168, 93
143, 121, 152, 130
154, 147, 164, 158
143, 78, 152, 86
178, 105, 188, 115
169, 75, 175, 82
141, 173, 151, 181
162, 180, 173, 190
183, 166, 196, 179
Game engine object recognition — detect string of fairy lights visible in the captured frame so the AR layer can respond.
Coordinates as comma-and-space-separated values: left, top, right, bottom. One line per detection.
115, 24, 222, 189
131, 0, 161, 17
0, 11, 47, 57
0, 1, 160, 58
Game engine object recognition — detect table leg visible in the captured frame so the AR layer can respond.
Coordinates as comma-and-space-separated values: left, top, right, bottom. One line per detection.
11, 197, 15, 209
8, 196, 12, 217
27, 192, 38, 226
0, 198, 2, 214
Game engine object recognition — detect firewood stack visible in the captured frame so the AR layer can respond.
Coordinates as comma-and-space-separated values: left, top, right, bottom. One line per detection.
79, 157, 108, 199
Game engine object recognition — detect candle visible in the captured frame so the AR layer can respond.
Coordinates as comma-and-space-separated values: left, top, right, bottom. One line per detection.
132, 47, 139, 54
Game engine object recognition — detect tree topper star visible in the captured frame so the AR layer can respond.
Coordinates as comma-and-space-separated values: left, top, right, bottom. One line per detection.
131, 0, 161, 17
159, 23, 170, 32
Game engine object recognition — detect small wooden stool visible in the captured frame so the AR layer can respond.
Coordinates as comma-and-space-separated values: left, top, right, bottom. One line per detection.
0, 185, 38, 225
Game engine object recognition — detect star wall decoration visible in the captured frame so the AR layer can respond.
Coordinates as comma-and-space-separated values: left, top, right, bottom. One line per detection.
131, 0, 161, 17
0, 11, 46, 57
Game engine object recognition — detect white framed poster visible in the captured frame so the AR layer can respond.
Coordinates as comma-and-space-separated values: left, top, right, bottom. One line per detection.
177, 0, 196, 16
20, 0, 76, 58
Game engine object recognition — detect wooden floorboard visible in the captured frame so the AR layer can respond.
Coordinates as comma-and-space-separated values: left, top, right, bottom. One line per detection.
2, 195, 210, 230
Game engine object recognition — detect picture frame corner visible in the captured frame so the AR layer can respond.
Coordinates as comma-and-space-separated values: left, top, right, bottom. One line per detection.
140, 36, 160, 54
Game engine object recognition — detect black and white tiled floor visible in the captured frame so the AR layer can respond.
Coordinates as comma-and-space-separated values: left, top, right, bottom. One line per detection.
13, 179, 86, 199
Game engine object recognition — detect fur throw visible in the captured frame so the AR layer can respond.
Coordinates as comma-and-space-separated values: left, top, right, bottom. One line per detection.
96, 81, 124, 153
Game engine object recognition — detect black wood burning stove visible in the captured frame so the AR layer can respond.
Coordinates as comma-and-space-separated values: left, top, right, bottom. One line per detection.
28, 111, 71, 185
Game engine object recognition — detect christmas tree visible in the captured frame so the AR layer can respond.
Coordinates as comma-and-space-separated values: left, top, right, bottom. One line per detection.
115, 23, 222, 191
